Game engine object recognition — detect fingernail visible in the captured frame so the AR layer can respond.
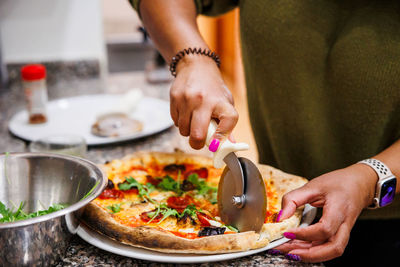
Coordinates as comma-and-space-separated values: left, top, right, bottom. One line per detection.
209, 139, 220, 152
285, 254, 301, 261
283, 232, 296, 240
266, 249, 282, 255
276, 210, 282, 222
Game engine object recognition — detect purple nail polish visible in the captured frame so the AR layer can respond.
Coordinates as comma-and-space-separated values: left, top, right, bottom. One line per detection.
266, 249, 281, 255
209, 139, 220, 152
285, 254, 301, 261
276, 210, 282, 222
283, 232, 296, 239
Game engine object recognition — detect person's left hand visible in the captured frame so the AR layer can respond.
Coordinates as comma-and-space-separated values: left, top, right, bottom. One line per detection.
272, 163, 378, 263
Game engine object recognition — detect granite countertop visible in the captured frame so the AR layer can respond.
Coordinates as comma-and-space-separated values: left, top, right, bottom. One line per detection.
0, 72, 323, 267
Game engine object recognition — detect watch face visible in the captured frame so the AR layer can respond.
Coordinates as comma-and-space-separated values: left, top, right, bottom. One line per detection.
380, 178, 397, 207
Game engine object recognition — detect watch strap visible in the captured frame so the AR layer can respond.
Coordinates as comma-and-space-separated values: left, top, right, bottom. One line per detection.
358, 158, 395, 209
358, 159, 393, 180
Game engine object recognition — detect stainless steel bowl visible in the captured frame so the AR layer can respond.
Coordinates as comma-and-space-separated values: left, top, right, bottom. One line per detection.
0, 152, 106, 266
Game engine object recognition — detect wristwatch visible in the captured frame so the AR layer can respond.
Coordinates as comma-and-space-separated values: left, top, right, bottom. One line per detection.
358, 159, 397, 209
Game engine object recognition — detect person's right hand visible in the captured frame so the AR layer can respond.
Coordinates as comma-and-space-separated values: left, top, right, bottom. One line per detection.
170, 56, 238, 150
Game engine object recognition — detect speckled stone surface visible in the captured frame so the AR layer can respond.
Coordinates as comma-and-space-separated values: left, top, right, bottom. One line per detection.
56, 235, 321, 267
0, 72, 324, 267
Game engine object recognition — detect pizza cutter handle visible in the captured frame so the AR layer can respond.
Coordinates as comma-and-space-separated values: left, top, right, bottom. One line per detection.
205, 120, 249, 169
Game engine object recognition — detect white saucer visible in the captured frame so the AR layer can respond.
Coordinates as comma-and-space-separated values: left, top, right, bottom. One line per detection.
8, 94, 174, 145
76, 205, 317, 263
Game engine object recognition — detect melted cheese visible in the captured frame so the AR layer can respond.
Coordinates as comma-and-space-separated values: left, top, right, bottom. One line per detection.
150, 191, 173, 202
208, 219, 222, 227
178, 228, 196, 233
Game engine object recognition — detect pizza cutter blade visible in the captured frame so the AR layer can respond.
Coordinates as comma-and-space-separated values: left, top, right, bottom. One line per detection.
202, 120, 267, 232
217, 152, 267, 233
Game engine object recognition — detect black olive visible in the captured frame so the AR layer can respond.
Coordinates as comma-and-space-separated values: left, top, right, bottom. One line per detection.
181, 180, 195, 191
104, 160, 110, 164
107, 179, 114, 189
163, 164, 186, 173
198, 227, 226, 237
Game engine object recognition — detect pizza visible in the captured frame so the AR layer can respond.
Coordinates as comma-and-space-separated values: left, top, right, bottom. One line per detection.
81, 151, 307, 254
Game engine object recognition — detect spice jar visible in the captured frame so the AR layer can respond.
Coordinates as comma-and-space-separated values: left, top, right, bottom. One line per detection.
21, 64, 48, 124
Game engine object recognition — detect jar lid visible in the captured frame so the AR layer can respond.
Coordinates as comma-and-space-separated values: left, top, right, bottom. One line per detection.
21, 64, 46, 81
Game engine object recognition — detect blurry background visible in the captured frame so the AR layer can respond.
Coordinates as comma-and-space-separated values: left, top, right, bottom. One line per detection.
0, 0, 257, 161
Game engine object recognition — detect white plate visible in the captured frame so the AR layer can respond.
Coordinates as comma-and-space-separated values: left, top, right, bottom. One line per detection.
76, 205, 317, 263
8, 94, 174, 145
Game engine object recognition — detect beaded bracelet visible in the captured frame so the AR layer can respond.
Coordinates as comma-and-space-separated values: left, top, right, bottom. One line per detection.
169, 47, 221, 77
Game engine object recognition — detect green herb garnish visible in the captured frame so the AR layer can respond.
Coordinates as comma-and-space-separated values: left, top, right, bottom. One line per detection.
146, 204, 162, 224
187, 174, 217, 195
186, 174, 217, 203
226, 225, 239, 232
145, 203, 180, 224
157, 174, 217, 202
180, 204, 199, 220
146, 203, 203, 224
157, 175, 181, 194
0, 201, 67, 223
158, 204, 180, 224
118, 177, 155, 203
107, 203, 122, 213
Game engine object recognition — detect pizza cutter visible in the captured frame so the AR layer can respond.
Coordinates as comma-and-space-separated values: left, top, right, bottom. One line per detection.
205, 120, 267, 233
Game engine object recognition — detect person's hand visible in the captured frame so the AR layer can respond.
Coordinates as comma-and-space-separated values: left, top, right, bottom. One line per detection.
170, 56, 238, 150
272, 163, 378, 262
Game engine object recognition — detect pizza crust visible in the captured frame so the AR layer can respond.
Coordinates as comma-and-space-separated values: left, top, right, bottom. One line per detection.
82, 202, 260, 254
83, 151, 308, 254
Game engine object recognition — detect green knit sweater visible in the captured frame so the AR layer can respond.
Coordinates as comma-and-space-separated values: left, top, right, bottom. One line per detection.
132, 0, 400, 219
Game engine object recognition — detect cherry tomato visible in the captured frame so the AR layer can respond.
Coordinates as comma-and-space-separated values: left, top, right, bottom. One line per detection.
197, 213, 211, 227
184, 168, 208, 179
167, 195, 193, 210
98, 189, 123, 199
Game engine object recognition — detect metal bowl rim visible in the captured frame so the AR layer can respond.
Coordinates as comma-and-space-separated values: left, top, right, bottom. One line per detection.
0, 152, 106, 229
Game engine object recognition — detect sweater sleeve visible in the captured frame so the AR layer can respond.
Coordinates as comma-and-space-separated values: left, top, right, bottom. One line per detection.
128, 0, 238, 18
